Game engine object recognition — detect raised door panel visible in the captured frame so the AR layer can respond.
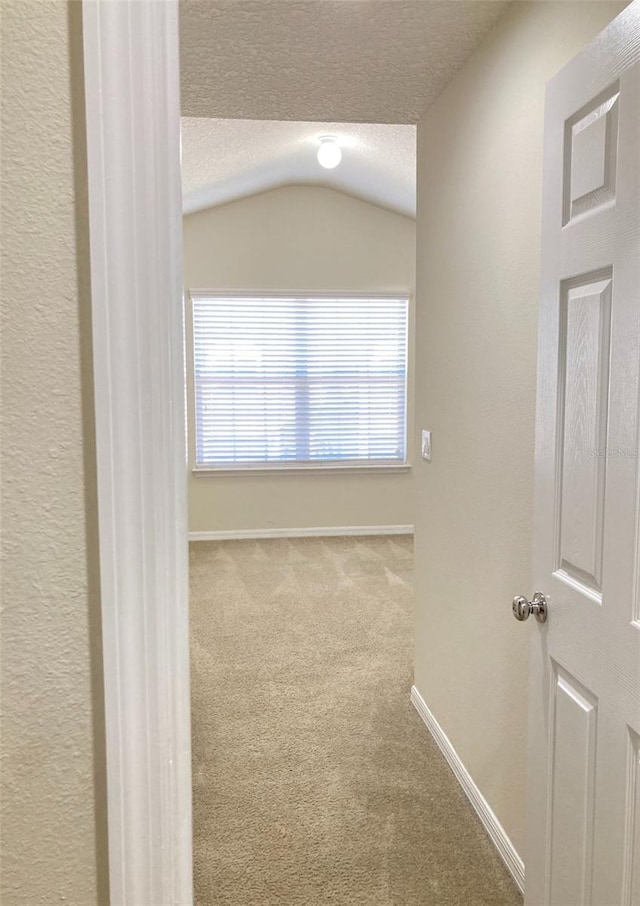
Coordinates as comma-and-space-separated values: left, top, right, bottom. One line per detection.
547, 668, 598, 906
563, 84, 619, 225
556, 273, 612, 598
624, 731, 640, 905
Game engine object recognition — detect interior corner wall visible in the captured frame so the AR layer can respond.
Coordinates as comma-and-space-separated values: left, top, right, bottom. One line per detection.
183, 185, 416, 535
1, 2, 106, 903
413, 0, 627, 858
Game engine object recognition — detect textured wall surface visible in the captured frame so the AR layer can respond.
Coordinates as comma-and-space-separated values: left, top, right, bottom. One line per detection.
184, 186, 416, 534
0, 2, 106, 903
180, 0, 508, 123
413, 0, 628, 857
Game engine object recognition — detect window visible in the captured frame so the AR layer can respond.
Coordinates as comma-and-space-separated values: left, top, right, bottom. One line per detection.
191, 292, 409, 470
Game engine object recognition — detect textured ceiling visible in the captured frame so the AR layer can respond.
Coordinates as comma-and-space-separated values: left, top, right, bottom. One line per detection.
182, 118, 416, 217
180, 0, 510, 124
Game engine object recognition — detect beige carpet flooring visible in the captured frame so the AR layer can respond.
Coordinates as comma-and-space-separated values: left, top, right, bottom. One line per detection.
190, 536, 523, 906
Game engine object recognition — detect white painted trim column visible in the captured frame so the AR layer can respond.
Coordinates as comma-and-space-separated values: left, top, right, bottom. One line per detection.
82, 2, 192, 903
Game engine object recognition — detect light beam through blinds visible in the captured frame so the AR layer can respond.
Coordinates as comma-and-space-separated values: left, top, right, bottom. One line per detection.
191, 293, 408, 469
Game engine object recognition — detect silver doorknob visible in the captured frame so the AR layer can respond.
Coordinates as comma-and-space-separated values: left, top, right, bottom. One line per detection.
512, 592, 548, 623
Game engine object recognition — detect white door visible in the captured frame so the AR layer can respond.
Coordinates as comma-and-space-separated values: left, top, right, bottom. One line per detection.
524, 4, 640, 905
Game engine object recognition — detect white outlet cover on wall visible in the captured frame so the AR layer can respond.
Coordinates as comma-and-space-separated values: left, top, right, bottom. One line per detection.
421, 429, 432, 461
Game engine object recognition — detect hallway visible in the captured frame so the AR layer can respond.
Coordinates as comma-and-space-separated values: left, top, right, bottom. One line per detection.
190, 536, 522, 905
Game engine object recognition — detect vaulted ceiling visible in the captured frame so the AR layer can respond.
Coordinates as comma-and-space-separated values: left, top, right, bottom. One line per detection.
180, 0, 510, 124
179, 0, 509, 217
181, 119, 416, 217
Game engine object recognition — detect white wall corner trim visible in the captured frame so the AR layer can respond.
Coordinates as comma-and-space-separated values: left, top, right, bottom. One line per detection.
189, 525, 414, 542
82, 1, 192, 904
410, 686, 525, 893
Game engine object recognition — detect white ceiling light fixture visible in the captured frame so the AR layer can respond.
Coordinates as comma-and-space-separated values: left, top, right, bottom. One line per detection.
181, 119, 417, 217
317, 136, 342, 170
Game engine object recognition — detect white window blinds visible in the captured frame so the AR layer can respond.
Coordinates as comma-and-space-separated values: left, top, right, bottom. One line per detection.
191, 293, 408, 469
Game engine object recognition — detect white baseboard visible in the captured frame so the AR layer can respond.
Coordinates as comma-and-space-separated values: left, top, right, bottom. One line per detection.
189, 524, 414, 542
410, 685, 525, 894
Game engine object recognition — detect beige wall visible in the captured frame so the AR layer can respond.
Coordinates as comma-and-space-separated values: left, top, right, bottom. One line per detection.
184, 185, 416, 534
413, 0, 626, 857
1, 3, 107, 903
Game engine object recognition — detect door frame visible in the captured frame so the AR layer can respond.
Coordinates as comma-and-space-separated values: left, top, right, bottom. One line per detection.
80, 0, 639, 903
82, 2, 192, 903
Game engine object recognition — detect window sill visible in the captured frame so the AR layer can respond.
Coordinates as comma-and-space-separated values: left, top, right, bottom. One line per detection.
192, 463, 412, 477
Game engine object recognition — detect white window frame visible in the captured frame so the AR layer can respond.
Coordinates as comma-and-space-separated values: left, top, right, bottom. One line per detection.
186, 290, 413, 475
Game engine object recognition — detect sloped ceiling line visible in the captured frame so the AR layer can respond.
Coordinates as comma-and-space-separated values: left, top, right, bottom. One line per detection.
181, 119, 417, 217
179, 0, 510, 217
